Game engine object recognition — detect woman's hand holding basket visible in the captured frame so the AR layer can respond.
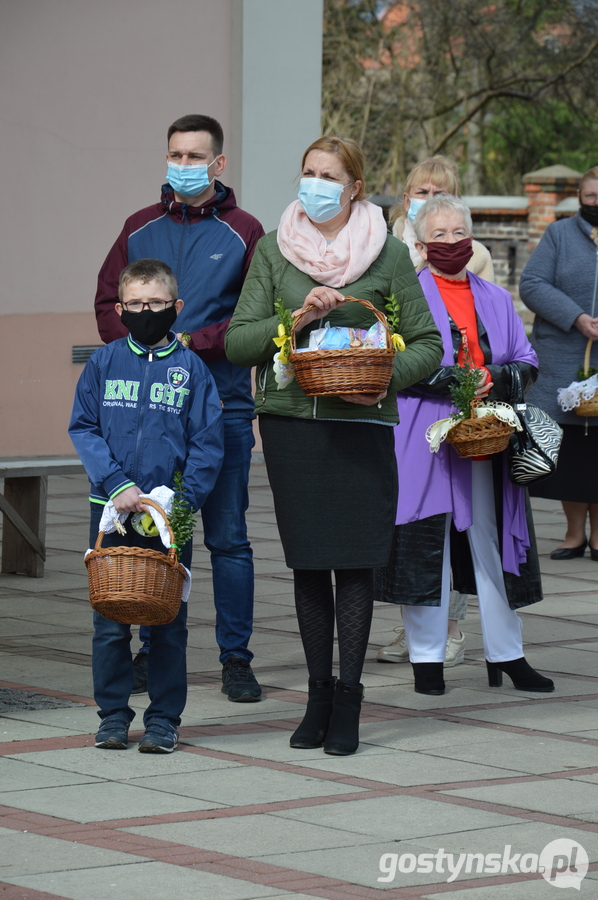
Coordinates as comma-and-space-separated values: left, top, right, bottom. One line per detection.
291, 287, 347, 330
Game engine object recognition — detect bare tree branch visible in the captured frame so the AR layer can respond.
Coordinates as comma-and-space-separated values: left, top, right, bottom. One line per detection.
322, 0, 598, 194
430, 39, 598, 154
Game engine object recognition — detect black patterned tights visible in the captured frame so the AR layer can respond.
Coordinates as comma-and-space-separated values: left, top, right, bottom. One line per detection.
293, 568, 374, 686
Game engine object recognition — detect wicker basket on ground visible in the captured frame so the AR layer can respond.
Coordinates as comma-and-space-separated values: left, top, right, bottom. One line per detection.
446, 415, 514, 459
86, 498, 185, 625
289, 296, 395, 396
575, 338, 598, 417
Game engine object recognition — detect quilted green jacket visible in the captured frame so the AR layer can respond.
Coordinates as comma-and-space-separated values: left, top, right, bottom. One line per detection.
225, 231, 443, 424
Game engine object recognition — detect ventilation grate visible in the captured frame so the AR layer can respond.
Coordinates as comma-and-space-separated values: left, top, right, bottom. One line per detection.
72, 345, 102, 364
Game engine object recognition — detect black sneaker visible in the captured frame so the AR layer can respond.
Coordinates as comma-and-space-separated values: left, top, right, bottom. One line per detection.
131, 651, 148, 694
221, 654, 262, 702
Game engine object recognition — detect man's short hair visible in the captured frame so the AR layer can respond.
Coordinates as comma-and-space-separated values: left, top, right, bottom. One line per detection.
118, 259, 178, 301
167, 114, 224, 156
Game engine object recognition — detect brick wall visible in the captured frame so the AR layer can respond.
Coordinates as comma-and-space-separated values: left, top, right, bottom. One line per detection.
523, 166, 581, 256
471, 216, 530, 311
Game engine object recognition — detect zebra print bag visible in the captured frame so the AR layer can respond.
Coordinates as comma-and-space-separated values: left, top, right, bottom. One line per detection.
507, 364, 563, 486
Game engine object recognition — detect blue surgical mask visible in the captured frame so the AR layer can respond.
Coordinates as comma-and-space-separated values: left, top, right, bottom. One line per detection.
166, 158, 218, 199
407, 197, 427, 222
298, 177, 354, 224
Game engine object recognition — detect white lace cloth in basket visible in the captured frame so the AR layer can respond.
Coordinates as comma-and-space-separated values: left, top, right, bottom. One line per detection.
426, 401, 522, 453
557, 375, 598, 412
85, 485, 191, 603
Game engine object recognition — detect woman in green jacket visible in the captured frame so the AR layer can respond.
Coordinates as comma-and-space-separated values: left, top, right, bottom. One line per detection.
226, 136, 442, 755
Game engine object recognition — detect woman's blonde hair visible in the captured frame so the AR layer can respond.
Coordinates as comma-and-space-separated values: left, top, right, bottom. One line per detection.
390, 155, 462, 225
301, 136, 367, 201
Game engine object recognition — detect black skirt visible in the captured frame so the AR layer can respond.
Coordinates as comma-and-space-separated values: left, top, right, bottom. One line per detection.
530, 424, 598, 503
259, 414, 398, 570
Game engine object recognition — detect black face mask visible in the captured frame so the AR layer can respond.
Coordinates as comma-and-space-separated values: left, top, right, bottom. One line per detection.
121, 305, 178, 347
580, 204, 598, 227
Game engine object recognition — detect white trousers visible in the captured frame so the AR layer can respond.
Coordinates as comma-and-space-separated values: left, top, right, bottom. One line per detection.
403, 462, 524, 664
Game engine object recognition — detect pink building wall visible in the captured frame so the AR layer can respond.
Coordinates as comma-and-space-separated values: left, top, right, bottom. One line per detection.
0, 0, 323, 457
0, 0, 233, 456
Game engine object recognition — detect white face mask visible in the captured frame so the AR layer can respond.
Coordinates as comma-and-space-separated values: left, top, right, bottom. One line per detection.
298, 177, 354, 223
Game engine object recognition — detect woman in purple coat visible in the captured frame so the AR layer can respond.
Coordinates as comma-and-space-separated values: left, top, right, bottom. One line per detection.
375, 196, 554, 696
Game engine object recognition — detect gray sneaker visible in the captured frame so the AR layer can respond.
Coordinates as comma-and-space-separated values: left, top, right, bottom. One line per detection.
376, 627, 409, 663
444, 632, 466, 667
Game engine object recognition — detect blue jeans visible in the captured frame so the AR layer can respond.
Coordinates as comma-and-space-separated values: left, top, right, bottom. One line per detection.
90, 505, 191, 728
139, 416, 255, 665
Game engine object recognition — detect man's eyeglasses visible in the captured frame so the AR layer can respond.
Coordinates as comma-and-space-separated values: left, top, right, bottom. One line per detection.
121, 300, 175, 313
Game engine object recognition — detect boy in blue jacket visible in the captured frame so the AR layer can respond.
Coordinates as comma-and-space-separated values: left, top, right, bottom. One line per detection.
69, 258, 223, 753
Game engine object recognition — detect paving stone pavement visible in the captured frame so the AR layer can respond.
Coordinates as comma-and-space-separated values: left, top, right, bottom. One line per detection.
0, 462, 597, 899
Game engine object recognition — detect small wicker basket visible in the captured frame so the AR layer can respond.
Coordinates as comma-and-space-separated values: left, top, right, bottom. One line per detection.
85, 498, 186, 625
289, 296, 395, 396
575, 338, 598, 417
446, 415, 514, 458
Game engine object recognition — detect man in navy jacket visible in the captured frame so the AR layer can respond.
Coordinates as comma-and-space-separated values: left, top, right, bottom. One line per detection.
95, 114, 265, 701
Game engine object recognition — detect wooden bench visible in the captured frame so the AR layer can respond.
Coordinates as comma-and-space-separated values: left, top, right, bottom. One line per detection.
0, 457, 84, 577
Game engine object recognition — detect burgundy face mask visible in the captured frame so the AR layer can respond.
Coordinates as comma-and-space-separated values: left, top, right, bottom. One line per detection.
425, 237, 474, 275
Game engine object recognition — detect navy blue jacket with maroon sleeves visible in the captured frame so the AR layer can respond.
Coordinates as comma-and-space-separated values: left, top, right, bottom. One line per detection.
94, 182, 265, 418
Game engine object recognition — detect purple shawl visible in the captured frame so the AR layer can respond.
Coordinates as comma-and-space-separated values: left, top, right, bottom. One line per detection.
395, 268, 538, 575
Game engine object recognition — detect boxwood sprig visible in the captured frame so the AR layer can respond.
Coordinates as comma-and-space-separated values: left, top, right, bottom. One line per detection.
168, 471, 197, 551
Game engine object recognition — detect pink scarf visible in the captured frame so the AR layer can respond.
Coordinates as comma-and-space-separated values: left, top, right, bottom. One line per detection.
276, 199, 388, 288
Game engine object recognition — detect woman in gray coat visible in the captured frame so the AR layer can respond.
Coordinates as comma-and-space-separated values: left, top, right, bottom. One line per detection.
519, 166, 598, 560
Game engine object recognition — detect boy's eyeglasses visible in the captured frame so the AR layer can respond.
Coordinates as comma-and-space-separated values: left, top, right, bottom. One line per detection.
121, 300, 175, 313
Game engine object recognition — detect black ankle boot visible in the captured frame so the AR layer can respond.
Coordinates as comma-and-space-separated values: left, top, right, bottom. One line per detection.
323, 681, 364, 756
486, 658, 554, 692
412, 662, 445, 695
290, 678, 336, 748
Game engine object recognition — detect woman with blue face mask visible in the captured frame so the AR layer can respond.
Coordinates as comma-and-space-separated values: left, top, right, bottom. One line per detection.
390, 156, 494, 280
377, 156, 495, 672
226, 135, 443, 756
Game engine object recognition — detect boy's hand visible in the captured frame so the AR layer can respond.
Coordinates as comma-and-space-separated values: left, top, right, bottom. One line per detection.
112, 485, 146, 514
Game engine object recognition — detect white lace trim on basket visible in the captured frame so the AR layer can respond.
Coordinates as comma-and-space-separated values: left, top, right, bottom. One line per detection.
426, 401, 522, 453
557, 375, 598, 412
